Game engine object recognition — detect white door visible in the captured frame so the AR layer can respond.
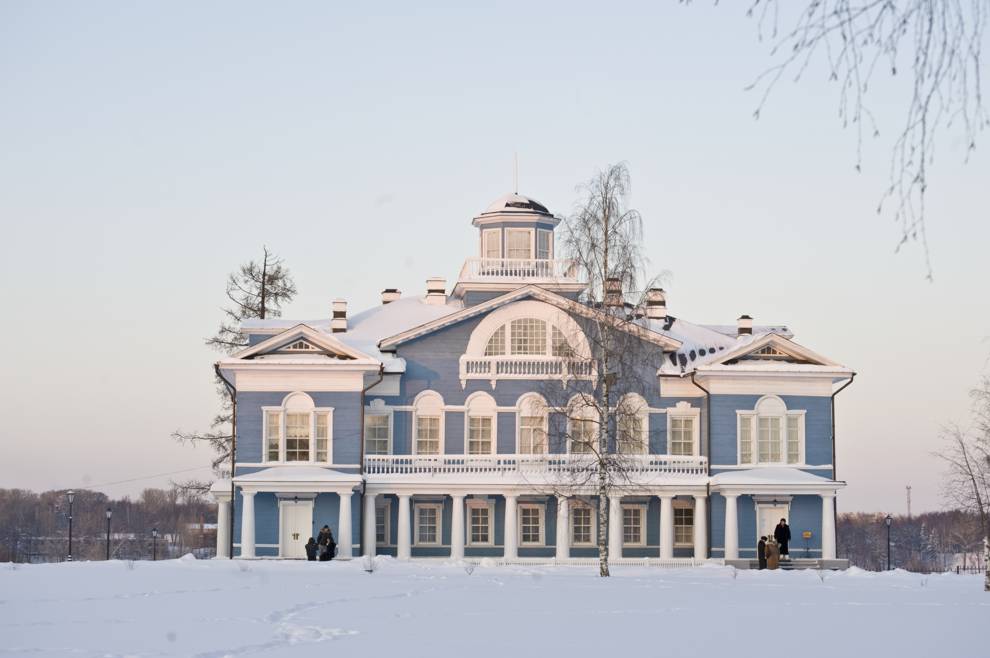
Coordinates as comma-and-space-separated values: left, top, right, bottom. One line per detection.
279, 500, 314, 558
757, 504, 788, 542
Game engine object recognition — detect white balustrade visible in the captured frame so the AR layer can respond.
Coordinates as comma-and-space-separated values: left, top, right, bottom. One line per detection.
458, 355, 596, 385
364, 454, 708, 477
458, 257, 579, 282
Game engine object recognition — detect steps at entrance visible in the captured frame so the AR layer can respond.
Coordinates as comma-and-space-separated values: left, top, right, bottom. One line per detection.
726, 558, 849, 571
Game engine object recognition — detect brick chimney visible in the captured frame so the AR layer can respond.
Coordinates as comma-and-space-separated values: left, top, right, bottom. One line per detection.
604, 277, 623, 307
645, 288, 667, 321
331, 299, 347, 333
425, 277, 447, 305
381, 288, 401, 305
737, 314, 753, 337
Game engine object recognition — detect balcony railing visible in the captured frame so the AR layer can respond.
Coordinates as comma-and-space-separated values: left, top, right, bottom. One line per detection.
458, 257, 579, 282
459, 355, 596, 387
364, 454, 708, 477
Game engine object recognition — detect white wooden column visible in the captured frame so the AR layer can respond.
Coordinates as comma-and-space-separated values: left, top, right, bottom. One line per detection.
821, 492, 836, 560
397, 494, 412, 560
555, 496, 569, 561
337, 490, 353, 560
450, 494, 465, 561
216, 498, 230, 559
608, 495, 623, 559
723, 494, 739, 561
362, 492, 377, 558
693, 494, 707, 561
503, 494, 518, 559
659, 495, 675, 560
240, 491, 256, 559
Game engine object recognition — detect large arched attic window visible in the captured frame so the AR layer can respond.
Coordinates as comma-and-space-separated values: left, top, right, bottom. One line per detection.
484, 318, 573, 357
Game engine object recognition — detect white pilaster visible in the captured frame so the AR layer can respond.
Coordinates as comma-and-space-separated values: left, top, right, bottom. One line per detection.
337, 490, 353, 560
450, 494, 465, 561
503, 494, 518, 559
659, 495, 675, 560
362, 491, 377, 558
240, 491, 256, 559
555, 496, 569, 561
608, 494, 623, 559
216, 499, 230, 559
723, 494, 739, 561
397, 494, 412, 560
821, 492, 836, 560
693, 494, 707, 561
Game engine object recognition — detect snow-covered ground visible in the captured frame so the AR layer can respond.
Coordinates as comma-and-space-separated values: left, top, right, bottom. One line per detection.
3, 557, 986, 658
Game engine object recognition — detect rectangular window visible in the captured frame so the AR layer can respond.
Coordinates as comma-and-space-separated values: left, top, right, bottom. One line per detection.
467, 416, 493, 455
519, 416, 546, 454
536, 229, 552, 259
786, 415, 801, 464
468, 504, 492, 545
618, 415, 646, 454
570, 418, 596, 454
739, 415, 753, 464
670, 417, 694, 456
505, 228, 532, 259
285, 412, 310, 461
758, 416, 781, 463
265, 411, 281, 461
315, 413, 329, 462
365, 414, 391, 455
415, 504, 441, 546
483, 228, 501, 259
509, 318, 546, 355
519, 505, 544, 545
415, 416, 441, 455
622, 506, 645, 546
571, 506, 593, 545
674, 507, 694, 546
375, 502, 390, 545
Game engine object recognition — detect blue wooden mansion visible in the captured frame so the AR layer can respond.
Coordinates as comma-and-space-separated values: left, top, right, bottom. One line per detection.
211, 192, 854, 567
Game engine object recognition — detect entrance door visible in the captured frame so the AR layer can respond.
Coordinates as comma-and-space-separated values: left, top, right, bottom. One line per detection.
757, 504, 788, 542
279, 500, 314, 558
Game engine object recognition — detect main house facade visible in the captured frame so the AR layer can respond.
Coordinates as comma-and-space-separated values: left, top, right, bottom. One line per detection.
212, 193, 854, 567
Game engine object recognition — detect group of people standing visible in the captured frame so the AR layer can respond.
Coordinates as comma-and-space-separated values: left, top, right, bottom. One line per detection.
757, 518, 791, 570
304, 525, 336, 562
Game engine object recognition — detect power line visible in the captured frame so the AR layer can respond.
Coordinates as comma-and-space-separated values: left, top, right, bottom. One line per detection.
61, 465, 214, 491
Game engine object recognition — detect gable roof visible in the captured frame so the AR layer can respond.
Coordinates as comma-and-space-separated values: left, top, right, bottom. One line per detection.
229, 324, 380, 365
699, 332, 845, 369
378, 285, 683, 352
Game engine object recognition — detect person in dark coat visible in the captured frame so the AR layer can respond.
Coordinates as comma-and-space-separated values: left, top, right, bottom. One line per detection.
757, 536, 768, 570
304, 537, 318, 561
317, 525, 335, 562
774, 519, 791, 559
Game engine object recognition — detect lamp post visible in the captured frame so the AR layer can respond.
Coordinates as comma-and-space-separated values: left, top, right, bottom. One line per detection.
66, 490, 75, 562
884, 514, 893, 570
152, 528, 158, 561
105, 508, 112, 560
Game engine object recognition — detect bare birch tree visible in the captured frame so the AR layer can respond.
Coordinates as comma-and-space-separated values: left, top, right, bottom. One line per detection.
537, 163, 667, 577
172, 247, 297, 492
938, 376, 990, 590
687, 0, 989, 278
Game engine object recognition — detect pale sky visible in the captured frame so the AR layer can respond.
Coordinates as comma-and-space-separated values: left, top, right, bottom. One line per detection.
2, 2, 987, 513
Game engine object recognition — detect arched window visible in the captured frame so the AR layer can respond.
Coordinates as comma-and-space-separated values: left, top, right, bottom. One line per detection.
616, 393, 648, 455
262, 392, 333, 463
483, 319, 574, 357
413, 391, 444, 455
566, 394, 598, 455
464, 392, 497, 455
517, 393, 548, 454
737, 395, 805, 465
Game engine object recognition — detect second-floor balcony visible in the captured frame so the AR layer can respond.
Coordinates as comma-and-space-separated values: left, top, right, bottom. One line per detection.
364, 454, 708, 478
459, 355, 596, 387
458, 257, 579, 283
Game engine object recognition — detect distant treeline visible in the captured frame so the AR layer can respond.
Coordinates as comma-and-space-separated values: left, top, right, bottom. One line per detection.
0, 487, 216, 563
837, 510, 985, 572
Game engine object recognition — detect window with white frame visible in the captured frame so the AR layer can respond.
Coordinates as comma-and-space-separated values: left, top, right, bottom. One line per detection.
569, 417, 597, 454
673, 506, 694, 546
505, 228, 532, 259
483, 318, 575, 358
617, 394, 648, 455
262, 393, 332, 464
365, 414, 391, 455
510, 318, 546, 355
482, 228, 501, 259
465, 392, 496, 455
519, 504, 544, 545
467, 499, 494, 546
536, 229, 552, 259
571, 505, 594, 546
375, 501, 391, 546
415, 503, 442, 546
518, 394, 547, 454
622, 506, 646, 546
413, 391, 444, 455
484, 325, 506, 356
669, 417, 694, 456
737, 396, 805, 465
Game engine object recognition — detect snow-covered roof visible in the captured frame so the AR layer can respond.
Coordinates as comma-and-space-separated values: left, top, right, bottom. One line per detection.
233, 466, 362, 486
481, 193, 552, 216
709, 468, 845, 493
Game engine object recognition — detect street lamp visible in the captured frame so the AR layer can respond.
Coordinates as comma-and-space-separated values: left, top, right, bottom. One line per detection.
884, 514, 893, 570
105, 508, 112, 560
66, 490, 75, 562
152, 528, 158, 561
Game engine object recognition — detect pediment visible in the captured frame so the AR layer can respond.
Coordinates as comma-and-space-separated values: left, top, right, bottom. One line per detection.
706, 334, 841, 368
232, 324, 376, 362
